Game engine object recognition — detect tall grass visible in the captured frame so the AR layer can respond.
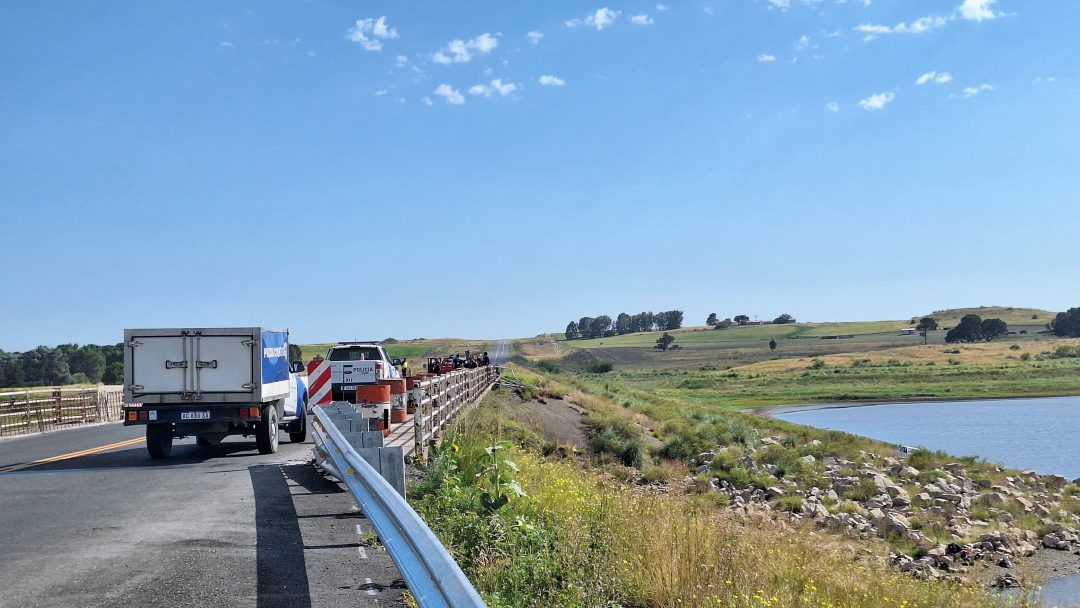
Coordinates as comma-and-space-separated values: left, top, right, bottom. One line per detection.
411, 399, 1018, 608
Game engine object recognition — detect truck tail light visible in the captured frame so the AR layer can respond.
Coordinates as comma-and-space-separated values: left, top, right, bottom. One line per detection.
243, 407, 260, 418
138, 411, 149, 421
376, 362, 383, 375
127, 411, 138, 422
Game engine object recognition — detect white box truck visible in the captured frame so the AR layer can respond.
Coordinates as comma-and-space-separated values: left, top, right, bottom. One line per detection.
123, 327, 308, 459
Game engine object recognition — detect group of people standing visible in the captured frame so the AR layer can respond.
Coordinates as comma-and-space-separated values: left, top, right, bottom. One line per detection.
425, 350, 491, 374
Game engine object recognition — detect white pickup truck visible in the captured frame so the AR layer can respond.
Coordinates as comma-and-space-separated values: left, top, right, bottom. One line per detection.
122, 327, 308, 459
323, 342, 402, 402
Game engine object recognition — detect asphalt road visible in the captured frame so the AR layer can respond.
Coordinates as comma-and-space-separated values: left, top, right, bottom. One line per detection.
0, 420, 406, 608
489, 339, 510, 366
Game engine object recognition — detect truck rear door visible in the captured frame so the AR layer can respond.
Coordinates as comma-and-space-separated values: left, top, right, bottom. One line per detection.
127, 329, 257, 400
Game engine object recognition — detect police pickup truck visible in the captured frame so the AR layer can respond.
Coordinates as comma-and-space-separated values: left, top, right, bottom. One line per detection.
122, 327, 308, 459
323, 342, 402, 402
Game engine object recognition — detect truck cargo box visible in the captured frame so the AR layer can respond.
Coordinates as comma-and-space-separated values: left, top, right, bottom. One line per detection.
124, 327, 292, 405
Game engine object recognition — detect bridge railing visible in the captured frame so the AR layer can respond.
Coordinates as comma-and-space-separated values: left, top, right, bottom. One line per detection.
409, 365, 500, 460
0, 388, 125, 437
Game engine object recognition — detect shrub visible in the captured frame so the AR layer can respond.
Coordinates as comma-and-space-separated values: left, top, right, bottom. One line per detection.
1009, 344, 1021, 351
775, 495, 804, 513
536, 360, 560, 373
586, 362, 614, 374
809, 358, 827, 370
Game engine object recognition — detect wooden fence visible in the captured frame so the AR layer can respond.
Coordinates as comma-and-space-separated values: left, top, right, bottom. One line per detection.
409, 365, 501, 460
0, 388, 125, 437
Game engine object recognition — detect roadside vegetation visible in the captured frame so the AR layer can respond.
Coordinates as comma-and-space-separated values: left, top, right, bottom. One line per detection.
411, 389, 1008, 608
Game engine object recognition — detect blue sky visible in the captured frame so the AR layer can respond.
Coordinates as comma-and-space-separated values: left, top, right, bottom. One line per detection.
2, 0, 1078, 350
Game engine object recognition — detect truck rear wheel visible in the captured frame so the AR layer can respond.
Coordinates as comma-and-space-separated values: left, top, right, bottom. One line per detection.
256, 405, 279, 455
196, 436, 213, 447
147, 425, 173, 459
288, 411, 308, 444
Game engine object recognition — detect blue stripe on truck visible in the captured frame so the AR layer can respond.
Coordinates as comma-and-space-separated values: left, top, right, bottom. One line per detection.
261, 331, 290, 385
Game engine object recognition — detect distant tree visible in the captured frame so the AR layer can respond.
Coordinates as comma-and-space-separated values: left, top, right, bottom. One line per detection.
565, 321, 579, 340
713, 318, 733, 330
69, 345, 106, 383
980, 318, 1008, 342
578, 317, 593, 338
769, 339, 777, 352
946, 314, 984, 343
772, 313, 796, 325
288, 344, 302, 363
615, 313, 632, 335
1051, 308, 1080, 338
706, 313, 718, 327
734, 315, 750, 325
916, 317, 939, 345
654, 332, 675, 351
102, 361, 124, 385
666, 310, 684, 330
592, 315, 613, 338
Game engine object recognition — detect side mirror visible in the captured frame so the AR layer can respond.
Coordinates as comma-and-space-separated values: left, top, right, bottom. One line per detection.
290, 361, 304, 373
391, 358, 402, 366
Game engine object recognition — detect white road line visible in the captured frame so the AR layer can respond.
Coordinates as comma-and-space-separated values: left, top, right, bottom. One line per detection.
358, 546, 368, 559
356, 524, 364, 535
364, 577, 377, 596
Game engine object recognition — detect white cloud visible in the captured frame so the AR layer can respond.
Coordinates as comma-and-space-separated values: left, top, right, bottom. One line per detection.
218, 41, 234, 48
825, 101, 840, 112
916, 71, 953, 85
856, 16, 949, 40
630, 14, 655, 25
656, 3, 669, 10
858, 91, 895, 110
567, 8, 621, 30
432, 33, 499, 64
961, 83, 994, 98
422, 97, 434, 107
527, 31, 544, 44
757, 54, 777, 62
347, 16, 398, 52
795, 35, 810, 50
1033, 76, 1056, 86
960, 0, 1003, 21
434, 84, 465, 105
538, 75, 566, 87
395, 55, 408, 67
768, 0, 791, 10
375, 90, 387, 96
468, 78, 517, 98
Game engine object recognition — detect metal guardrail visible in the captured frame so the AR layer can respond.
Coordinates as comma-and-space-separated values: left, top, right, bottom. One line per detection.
0, 388, 125, 437
311, 404, 488, 608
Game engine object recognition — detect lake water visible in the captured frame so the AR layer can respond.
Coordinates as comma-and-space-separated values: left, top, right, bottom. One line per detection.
775, 396, 1080, 607
774, 396, 1080, 480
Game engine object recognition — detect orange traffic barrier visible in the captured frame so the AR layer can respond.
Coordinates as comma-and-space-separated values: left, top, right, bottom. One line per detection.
379, 379, 408, 395
356, 384, 391, 404
390, 408, 407, 423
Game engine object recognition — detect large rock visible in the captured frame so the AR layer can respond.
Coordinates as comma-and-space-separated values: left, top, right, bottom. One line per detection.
877, 512, 912, 537
1043, 534, 1069, 550
975, 492, 1008, 508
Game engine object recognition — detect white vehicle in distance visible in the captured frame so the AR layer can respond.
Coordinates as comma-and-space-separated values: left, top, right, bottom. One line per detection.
898, 445, 921, 458
324, 342, 402, 402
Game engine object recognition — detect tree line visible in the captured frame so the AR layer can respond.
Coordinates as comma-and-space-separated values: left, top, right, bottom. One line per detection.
0, 344, 125, 388
944, 314, 1008, 343
1051, 308, 1080, 338
565, 310, 684, 340
0, 342, 305, 389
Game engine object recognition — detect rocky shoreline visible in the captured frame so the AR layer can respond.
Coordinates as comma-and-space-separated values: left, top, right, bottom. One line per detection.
684, 438, 1080, 592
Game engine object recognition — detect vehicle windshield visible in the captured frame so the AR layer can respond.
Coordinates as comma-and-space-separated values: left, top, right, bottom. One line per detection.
328, 347, 381, 362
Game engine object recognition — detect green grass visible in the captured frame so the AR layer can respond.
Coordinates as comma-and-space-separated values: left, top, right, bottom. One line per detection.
410, 392, 1005, 608
600, 357, 1080, 409
298, 338, 488, 364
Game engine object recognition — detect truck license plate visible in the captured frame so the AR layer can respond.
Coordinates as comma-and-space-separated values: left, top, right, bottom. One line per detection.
181, 411, 210, 420
341, 385, 355, 392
